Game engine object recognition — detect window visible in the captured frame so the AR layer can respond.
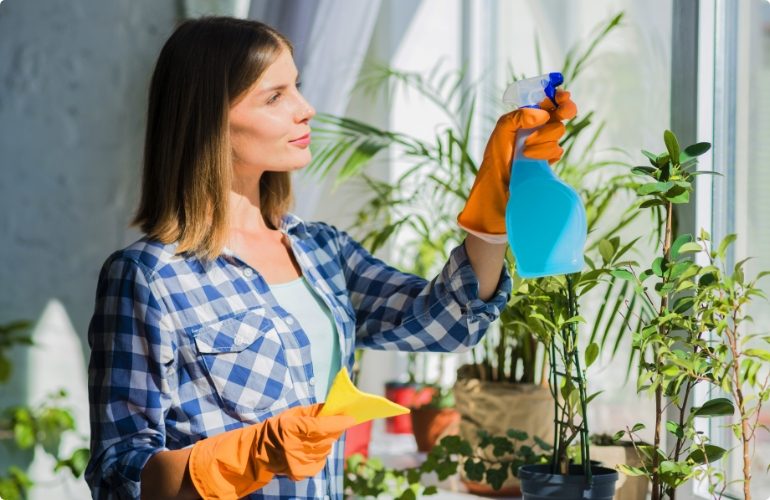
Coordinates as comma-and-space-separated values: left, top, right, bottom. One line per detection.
695, 0, 770, 497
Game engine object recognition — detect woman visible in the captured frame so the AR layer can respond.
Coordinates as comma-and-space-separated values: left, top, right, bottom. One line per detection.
85, 16, 575, 500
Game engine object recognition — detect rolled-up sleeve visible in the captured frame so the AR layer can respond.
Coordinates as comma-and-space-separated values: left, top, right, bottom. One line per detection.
85, 254, 174, 499
336, 229, 512, 352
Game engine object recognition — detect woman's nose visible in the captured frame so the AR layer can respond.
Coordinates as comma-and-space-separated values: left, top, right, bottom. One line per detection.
297, 96, 315, 122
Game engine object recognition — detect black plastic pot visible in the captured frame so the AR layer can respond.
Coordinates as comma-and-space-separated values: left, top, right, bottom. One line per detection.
518, 464, 619, 500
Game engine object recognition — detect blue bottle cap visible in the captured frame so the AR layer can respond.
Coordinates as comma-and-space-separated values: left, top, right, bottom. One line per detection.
544, 72, 564, 107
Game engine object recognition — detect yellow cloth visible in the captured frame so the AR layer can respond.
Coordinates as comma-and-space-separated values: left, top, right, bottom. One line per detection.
319, 367, 410, 424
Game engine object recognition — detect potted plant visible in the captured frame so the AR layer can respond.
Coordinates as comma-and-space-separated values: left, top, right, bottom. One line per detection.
343, 429, 550, 498
609, 131, 770, 499
511, 272, 619, 499
384, 353, 435, 435
410, 384, 460, 453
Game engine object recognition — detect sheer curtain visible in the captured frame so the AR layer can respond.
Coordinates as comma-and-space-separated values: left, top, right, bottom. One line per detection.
249, 0, 382, 219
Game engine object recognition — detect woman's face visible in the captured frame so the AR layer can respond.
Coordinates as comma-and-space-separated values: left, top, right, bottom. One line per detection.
229, 47, 315, 178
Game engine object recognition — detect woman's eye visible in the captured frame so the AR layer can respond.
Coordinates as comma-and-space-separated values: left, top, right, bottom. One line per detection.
296, 81, 302, 90
267, 92, 281, 104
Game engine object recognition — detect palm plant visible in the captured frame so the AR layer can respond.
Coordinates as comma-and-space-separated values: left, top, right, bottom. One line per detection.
308, 12, 656, 390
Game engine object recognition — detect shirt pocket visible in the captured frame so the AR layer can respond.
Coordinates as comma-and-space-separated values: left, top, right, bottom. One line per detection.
193, 309, 292, 417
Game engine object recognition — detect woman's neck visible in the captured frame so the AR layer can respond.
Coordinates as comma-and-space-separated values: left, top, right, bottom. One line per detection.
228, 176, 271, 234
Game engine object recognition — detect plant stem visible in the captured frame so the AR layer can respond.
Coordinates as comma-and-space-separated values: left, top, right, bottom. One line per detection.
568, 275, 592, 482
550, 333, 561, 475
653, 199, 675, 500
726, 310, 751, 500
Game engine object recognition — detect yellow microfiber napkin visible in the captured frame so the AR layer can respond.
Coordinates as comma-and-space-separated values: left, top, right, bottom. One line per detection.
319, 367, 410, 424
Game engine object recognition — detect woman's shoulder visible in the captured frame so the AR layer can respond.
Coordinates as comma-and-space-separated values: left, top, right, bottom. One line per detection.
100, 236, 183, 277
283, 213, 343, 243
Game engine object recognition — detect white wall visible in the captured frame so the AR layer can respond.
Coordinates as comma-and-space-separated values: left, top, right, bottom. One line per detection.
0, 1, 178, 497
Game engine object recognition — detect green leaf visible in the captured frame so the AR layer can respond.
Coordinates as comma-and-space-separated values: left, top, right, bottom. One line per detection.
610, 269, 635, 282
683, 142, 711, 157
599, 239, 614, 263
677, 242, 702, 255
632, 166, 657, 176
717, 234, 737, 259
54, 448, 90, 478
585, 342, 599, 367
637, 181, 674, 196
666, 420, 684, 439
486, 466, 511, 491
672, 296, 694, 314
744, 348, 770, 362
533, 435, 553, 451
617, 464, 648, 476
13, 421, 35, 449
506, 429, 529, 441
639, 199, 666, 209
664, 130, 681, 163
423, 485, 439, 496
631, 423, 646, 433
464, 459, 485, 482
699, 272, 717, 287
670, 234, 693, 259
693, 398, 735, 417
585, 390, 604, 405
641, 150, 659, 164
652, 257, 666, 277
665, 187, 690, 204
687, 444, 727, 464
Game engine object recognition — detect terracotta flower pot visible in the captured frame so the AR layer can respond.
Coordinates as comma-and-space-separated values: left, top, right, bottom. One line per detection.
410, 406, 460, 452
462, 479, 521, 497
344, 420, 373, 459
384, 382, 435, 434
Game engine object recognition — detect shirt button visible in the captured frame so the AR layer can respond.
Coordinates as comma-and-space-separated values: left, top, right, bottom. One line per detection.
285, 316, 295, 326
243, 267, 254, 277
309, 377, 316, 386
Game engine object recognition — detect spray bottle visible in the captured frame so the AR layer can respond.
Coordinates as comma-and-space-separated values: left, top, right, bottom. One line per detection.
503, 73, 587, 278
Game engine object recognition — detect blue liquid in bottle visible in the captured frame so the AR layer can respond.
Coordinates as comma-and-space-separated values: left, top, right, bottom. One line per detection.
503, 73, 587, 278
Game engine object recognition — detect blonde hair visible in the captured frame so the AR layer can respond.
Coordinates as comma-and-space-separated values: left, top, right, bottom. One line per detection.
133, 17, 294, 260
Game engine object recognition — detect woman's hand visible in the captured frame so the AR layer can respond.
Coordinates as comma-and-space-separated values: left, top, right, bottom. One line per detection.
265, 403, 355, 481
187, 403, 355, 499
457, 90, 577, 242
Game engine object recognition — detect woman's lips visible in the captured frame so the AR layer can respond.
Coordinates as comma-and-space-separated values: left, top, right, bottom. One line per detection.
289, 133, 311, 146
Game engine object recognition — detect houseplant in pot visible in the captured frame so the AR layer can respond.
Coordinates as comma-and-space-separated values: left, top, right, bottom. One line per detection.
410, 383, 460, 453
515, 274, 619, 499
385, 353, 435, 435
609, 131, 770, 499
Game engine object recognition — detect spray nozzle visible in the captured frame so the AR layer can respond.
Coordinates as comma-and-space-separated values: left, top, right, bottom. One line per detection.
502, 72, 564, 110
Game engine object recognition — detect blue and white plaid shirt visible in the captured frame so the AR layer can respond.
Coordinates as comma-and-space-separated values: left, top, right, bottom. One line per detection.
85, 213, 511, 499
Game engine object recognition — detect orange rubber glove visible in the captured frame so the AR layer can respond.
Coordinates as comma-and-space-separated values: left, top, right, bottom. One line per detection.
188, 403, 356, 499
457, 90, 577, 243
